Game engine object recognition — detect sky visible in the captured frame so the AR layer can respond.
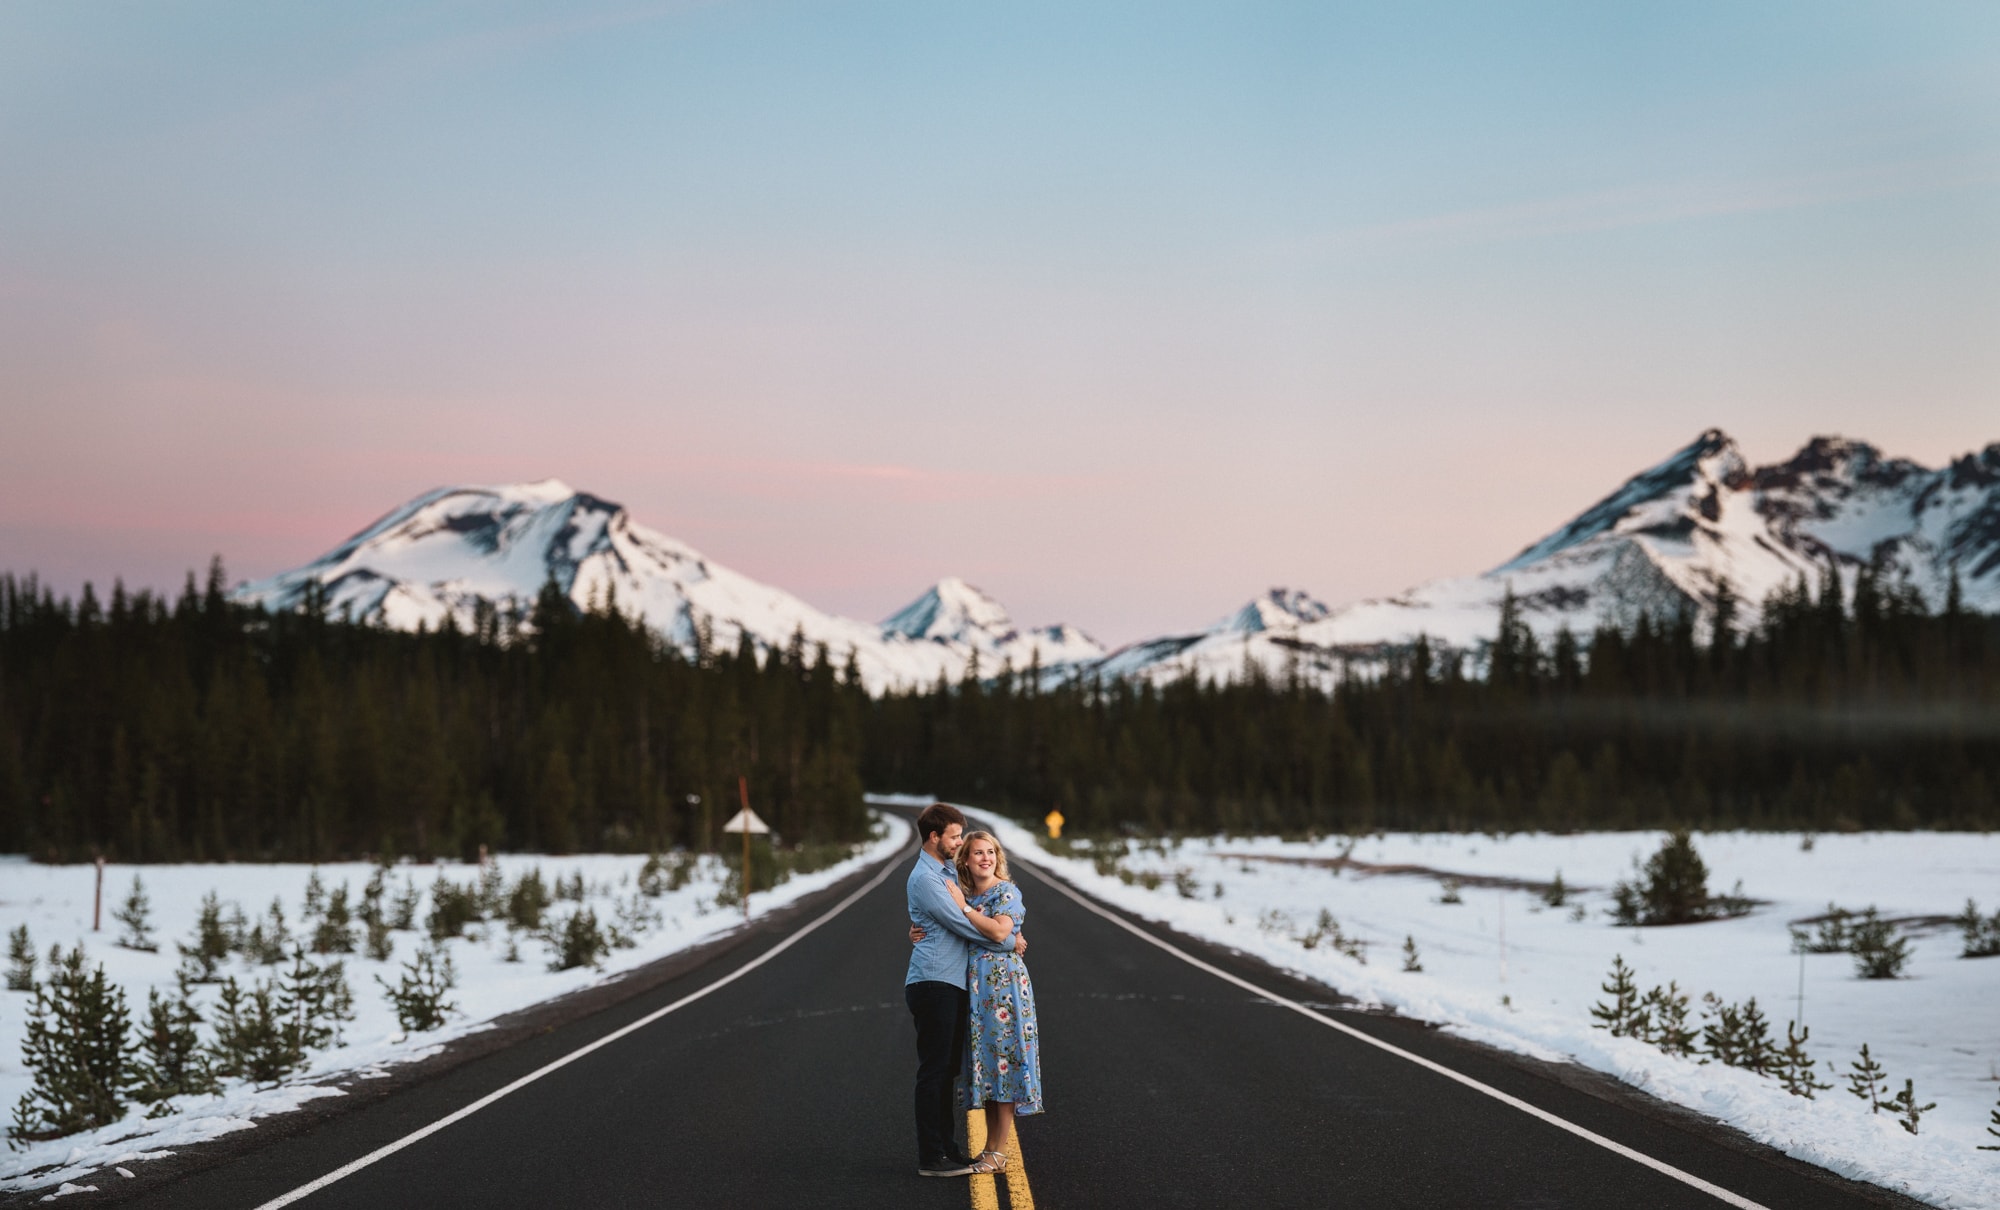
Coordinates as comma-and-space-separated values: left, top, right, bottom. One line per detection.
3, 1, 1997, 645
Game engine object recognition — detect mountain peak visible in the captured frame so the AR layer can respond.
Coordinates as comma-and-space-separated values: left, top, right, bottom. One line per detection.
882, 577, 1015, 642
1495, 429, 1745, 573
1223, 587, 1334, 634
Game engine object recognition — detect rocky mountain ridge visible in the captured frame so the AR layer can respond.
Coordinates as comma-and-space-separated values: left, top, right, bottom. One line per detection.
235, 430, 2000, 691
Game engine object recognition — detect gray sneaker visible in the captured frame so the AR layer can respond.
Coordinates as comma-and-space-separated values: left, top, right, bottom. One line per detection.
917, 1156, 975, 1178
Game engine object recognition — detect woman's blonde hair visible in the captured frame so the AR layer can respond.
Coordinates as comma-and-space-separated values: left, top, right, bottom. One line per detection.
954, 829, 1010, 888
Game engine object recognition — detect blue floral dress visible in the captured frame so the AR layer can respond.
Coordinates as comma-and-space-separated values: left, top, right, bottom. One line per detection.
960, 880, 1044, 1115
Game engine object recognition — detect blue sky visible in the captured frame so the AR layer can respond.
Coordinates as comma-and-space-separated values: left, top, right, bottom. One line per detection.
3, 2, 1996, 642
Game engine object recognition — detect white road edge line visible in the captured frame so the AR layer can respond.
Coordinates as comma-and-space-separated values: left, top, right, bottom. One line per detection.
1017, 859, 1772, 1210
251, 852, 906, 1210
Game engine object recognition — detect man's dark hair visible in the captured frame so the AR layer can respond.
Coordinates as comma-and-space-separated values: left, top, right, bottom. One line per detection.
915, 803, 965, 845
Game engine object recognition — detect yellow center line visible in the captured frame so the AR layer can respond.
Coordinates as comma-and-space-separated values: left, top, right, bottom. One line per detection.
1002, 1122, 1034, 1209
965, 1111, 999, 1210
964, 1110, 1035, 1210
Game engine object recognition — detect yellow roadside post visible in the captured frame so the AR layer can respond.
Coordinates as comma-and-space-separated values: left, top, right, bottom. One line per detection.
722, 776, 770, 924
1044, 809, 1064, 840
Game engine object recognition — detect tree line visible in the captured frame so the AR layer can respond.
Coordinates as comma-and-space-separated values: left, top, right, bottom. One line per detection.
0, 562, 866, 861
2, 558, 1995, 860
871, 563, 1999, 835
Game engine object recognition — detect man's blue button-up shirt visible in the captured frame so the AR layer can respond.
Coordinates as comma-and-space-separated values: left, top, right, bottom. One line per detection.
905, 849, 1009, 988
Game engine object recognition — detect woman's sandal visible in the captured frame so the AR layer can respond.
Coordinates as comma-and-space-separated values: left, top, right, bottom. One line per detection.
970, 1149, 1009, 1174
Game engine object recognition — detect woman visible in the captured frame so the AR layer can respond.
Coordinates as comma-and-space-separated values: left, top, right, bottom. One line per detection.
944, 829, 1043, 1175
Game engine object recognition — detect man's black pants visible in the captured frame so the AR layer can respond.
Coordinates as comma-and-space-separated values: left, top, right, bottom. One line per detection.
906, 979, 969, 1164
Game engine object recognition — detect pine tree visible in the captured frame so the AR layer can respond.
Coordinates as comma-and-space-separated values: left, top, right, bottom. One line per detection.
132, 973, 219, 1109
113, 874, 158, 952
6, 924, 33, 991
1957, 898, 2000, 958
242, 898, 291, 966
1774, 1022, 1831, 1099
278, 947, 354, 1058
301, 870, 326, 924
208, 976, 292, 1084
177, 891, 232, 982
1636, 982, 1696, 1057
1401, 935, 1422, 973
1845, 1043, 1888, 1113
1590, 955, 1642, 1037
389, 877, 420, 931
1540, 871, 1568, 908
1735, 997, 1779, 1075
1884, 1078, 1935, 1136
312, 884, 355, 954
1980, 1088, 2000, 1151
1850, 910, 1912, 979
377, 944, 456, 1032
9, 946, 137, 1143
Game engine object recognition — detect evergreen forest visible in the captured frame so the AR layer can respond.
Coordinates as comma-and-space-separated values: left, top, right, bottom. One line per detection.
2, 560, 1996, 862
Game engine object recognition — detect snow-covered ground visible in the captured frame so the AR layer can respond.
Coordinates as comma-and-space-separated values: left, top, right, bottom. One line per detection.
972, 814, 2000, 1209
0, 817, 907, 1196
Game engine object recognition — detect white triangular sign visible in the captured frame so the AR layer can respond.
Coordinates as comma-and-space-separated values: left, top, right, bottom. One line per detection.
720, 807, 770, 834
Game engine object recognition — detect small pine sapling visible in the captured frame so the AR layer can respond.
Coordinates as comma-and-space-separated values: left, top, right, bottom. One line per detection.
476, 863, 507, 918
6, 924, 34, 991
10, 946, 137, 1142
1788, 904, 1854, 954
426, 876, 480, 941
1699, 994, 1778, 1072
1401, 935, 1423, 973
1735, 998, 1779, 1075
133, 973, 219, 1110
1540, 872, 1568, 909
178, 891, 234, 983
1849, 910, 1912, 979
377, 945, 456, 1032
548, 907, 610, 972
312, 884, 356, 954
301, 870, 327, 924
364, 913, 394, 962
243, 898, 291, 966
507, 869, 551, 932
1173, 867, 1200, 900
1611, 831, 1713, 926
389, 877, 420, 931
1980, 1089, 2000, 1151
1774, 1022, 1832, 1099
207, 976, 292, 1084
1883, 1078, 1935, 1136
1437, 877, 1463, 906
1590, 955, 1643, 1037
1636, 982, 1696, 1057
221, 901, 250, 954
1957, 899, 2000, 959
113, 874, 159, 952
1845, 1043, 1888, 1113
278, 948, 355, 1058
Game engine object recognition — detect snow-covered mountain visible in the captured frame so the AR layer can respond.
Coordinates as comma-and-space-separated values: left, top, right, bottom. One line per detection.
232, 481, 1104, 693
236, 431, 1998, 693
1085, 429, 2000, 686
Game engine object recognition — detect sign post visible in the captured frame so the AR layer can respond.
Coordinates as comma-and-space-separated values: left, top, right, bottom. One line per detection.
722, 777, 771, 923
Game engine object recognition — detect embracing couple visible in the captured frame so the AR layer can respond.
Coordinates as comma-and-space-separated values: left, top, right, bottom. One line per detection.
904, 802, 1045, 1179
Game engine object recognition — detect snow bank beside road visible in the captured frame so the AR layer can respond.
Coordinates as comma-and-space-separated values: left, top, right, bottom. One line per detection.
969, 817, 2000, 1209
0, 816, 908, 1195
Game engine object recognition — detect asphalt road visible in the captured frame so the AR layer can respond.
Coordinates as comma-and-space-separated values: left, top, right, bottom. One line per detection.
99, 826, 1918, 1210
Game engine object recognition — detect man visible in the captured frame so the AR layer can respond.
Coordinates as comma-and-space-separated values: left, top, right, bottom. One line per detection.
905, 802, 1026, 1178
